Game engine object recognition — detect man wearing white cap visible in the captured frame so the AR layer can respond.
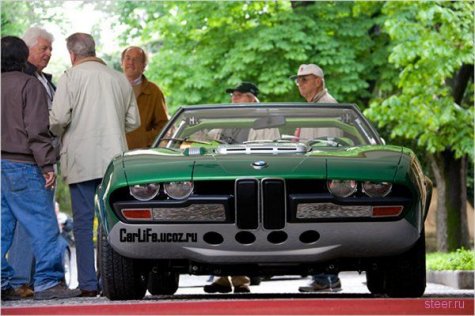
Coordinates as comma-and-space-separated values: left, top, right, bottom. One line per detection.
290, 64, 342, 142
290, 64, 336, 103
291, 64, 342, 293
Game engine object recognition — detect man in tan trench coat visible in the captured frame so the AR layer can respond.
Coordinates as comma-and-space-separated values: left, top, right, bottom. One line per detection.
50, 33, 140, 297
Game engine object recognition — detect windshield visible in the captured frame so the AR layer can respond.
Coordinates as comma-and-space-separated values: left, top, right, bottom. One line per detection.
155, 104, 381, 150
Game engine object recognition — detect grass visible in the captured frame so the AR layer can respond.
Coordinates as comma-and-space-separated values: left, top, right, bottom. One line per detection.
426, 248, 475, 271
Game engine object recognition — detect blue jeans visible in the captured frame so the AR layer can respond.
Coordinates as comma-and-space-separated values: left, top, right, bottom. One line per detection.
1, 160, 64, 291
70, 179, 101, 292
8, 223, 35, 288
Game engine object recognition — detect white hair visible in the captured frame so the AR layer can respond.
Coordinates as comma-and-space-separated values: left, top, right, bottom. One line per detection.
22, 26, 54, 48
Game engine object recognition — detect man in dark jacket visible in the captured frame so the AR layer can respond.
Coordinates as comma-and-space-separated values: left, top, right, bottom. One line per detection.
1, 36, 80, 300
7, 26, 60, 299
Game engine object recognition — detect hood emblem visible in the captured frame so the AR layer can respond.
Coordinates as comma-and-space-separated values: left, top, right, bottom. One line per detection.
252, 160, 268, 170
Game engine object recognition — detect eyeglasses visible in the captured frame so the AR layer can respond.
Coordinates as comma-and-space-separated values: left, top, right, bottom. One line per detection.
295, 75, 312, 86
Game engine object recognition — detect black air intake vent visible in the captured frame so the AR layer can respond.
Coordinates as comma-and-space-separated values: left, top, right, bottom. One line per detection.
235, 179, 259, 229
262, 179, 286, 229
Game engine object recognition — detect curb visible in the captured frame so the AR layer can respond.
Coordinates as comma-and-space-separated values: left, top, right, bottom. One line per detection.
427, 270, 474, 289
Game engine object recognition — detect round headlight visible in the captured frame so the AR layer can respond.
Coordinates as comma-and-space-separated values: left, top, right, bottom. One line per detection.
129, 183, 160, 201
164, 181, 194, 200
327, 179, 357, 198
362, 181, 392, 197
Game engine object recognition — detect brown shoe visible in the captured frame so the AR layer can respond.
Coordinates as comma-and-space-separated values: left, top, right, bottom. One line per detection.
80, 289, 98, 297
15, 284, 34, 298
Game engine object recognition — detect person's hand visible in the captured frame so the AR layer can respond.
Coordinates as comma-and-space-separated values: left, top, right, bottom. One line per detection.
43, 171, 56, 189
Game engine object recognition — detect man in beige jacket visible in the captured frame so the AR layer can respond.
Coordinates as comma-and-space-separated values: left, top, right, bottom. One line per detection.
50, 33, 140, 297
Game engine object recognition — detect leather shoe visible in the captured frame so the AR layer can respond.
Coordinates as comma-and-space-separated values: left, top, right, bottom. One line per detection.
1, 287, 22, 301
34, 284, 81, 300
80, 289, 98, 297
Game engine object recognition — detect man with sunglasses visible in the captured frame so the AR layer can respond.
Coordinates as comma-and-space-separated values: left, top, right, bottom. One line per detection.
290, 64, 342, 293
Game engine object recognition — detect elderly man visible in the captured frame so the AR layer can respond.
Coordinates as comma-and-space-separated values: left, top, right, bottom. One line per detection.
50, 33, 140, 297
290, 64, 342, 293
7, 26, 58, 299
121, 46, 168, 149
290, 64, 342, 141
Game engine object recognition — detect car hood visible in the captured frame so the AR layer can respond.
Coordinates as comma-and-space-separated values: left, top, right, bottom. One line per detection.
120, 145, 404, 185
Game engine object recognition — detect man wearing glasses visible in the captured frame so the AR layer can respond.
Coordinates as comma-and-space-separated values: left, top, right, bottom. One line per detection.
291, 64, 336, 103
290, 64, 342, 293
290, 64, 342, 142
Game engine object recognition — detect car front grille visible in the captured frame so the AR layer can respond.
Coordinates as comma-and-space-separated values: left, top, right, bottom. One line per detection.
235, 178, 286, 230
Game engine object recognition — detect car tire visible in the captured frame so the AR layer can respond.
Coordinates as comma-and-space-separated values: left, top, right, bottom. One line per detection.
375, 232, 426, 298
98, 225, 148, 300
147, 267, 180, 295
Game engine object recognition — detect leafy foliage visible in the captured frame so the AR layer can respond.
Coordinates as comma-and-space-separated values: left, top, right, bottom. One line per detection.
1, 0, 67, 37
427, 248, 475, 271
1, 1, 36, 36
364, 1, 474, 159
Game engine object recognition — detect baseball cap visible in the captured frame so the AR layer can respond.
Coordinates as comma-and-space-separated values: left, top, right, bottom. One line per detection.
289, 64, 324, 80
225, 82, 259, 97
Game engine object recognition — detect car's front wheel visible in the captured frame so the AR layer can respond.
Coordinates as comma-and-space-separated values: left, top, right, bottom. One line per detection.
98, 225, 148, 300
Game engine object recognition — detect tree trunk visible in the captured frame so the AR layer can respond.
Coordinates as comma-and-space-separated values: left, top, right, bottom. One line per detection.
430, 150, 470, 252
450, 63, 473, 106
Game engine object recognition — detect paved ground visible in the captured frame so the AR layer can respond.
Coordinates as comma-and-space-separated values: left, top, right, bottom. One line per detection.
2, 273, 474, 315
2, 248, 473, 315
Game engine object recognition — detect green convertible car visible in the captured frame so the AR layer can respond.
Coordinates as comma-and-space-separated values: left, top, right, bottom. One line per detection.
95, 103, 432, 300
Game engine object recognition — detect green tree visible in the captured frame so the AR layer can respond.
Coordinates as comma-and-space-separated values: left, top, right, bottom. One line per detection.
1, 0, 66, 37
1, 1, 34, 36
113, 1, 382, 113
365, 1, 474, 251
